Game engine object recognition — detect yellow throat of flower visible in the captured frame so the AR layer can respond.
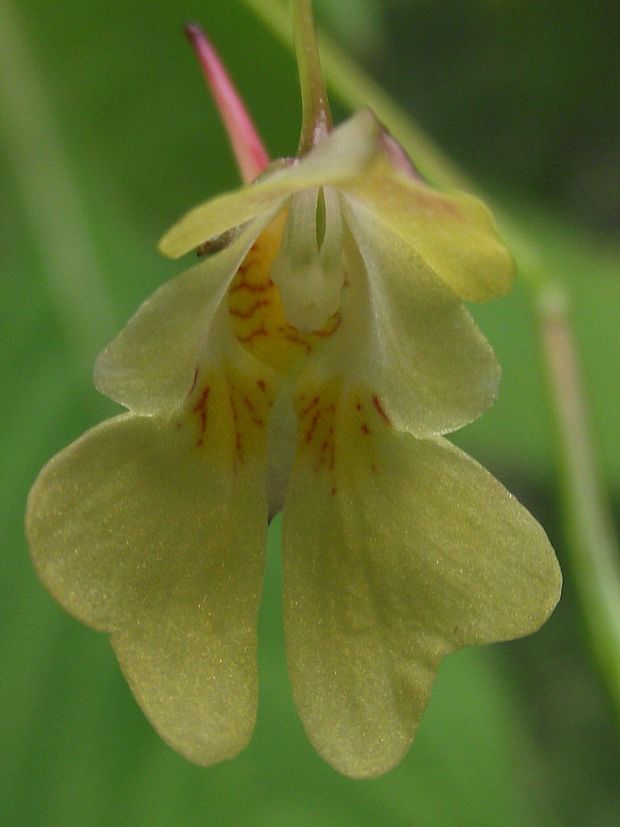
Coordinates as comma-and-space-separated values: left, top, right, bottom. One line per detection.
227, 198, 343, 377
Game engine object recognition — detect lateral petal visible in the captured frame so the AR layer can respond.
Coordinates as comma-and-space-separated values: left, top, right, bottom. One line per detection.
26, 413, 268, 765
95, 215, 272, 415
282, 393, 561, 777
344, 157, 514, 302
305, 197, 501, 437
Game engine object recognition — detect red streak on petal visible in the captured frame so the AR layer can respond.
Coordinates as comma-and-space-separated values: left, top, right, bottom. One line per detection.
301, 395, 319, 417
229, 280, 272, 294
228, 298, 271, 319
184, 23, 270, 183
192, 384, 210, 445
372, 394, 391, 426
237, 325, 269, 344
311, 313, 341, 338
189, 367, 199, 394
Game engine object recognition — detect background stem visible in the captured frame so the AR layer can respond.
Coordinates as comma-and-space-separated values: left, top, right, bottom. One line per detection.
536, 284, 620, 720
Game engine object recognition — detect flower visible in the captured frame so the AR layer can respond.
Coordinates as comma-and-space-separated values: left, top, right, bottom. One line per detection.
26, 0, 561, 779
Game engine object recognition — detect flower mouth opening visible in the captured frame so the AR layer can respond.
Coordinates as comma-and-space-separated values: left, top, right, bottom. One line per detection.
271, 186, 344, 333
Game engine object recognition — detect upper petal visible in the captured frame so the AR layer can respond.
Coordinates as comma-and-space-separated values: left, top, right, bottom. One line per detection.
26, 412, 268, 765
343, 156, 514, 302
95, 215, 272, 415
282, 386, 561, 777
302, 196, 501, 437
158, 109, 383, 259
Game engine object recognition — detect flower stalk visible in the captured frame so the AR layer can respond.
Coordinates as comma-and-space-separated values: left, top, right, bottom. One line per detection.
537, 284, 620, 721
293, 0, 332, 154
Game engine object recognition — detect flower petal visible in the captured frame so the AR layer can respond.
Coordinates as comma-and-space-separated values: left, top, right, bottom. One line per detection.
158, 109, 382, 259
26, 413, 268, 765
95, 215, 272, 415
344, 157, 514, 302
306, 197, 501, 437
282, 392, 561, 777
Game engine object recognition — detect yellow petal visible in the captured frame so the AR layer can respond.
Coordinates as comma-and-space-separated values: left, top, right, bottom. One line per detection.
282, 387, 561, 777
304, 198, 501, 437
95, 216, 273, 415
344, 157, 514, 302
158, 109, 382, 259
26, 413, 268, 765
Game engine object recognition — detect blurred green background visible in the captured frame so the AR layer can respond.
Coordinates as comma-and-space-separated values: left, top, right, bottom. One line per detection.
1, 0, 619, 824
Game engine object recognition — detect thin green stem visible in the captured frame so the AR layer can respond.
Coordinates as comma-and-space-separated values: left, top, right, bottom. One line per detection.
536, 284, 620, 719
0, 1, 116, 374
242, 0, 469, 188
293, 0, 332, 153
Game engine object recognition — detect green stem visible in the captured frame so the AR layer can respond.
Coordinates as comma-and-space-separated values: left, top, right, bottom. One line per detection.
242, 0, 470, 189
536, 284, 620, 719
293, 0, 332, 153
0, 0, 116, 374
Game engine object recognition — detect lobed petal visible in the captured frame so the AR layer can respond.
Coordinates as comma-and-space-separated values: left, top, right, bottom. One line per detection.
308, 197, 501, 437
344, 156, 514, 302
95, 215, 272, 415
26, 413, 268, 765
158, 109, 383, 259
282, 397, 561, 778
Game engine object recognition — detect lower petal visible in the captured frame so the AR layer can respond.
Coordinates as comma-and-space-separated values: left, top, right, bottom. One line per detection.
282, 396, 561, 777
26, 413, 267, 765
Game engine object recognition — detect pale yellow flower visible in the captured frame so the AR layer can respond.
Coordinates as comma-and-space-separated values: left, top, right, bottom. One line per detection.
26, 1, 561, 778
